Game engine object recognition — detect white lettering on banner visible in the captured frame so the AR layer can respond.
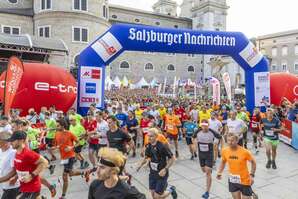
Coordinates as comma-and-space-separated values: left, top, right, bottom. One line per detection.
293, 85, 298, 96
128, 28, 236, 47
91, 32, 123, 62
34, 82, 77, 94
239, 42, 263, 68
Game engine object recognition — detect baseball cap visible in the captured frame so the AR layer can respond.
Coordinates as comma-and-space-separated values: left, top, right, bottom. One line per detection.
7, 131, 27, 142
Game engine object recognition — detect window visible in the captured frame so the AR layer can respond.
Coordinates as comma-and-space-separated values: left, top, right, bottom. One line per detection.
167, 64, 175, 71
282, 46, 288, 56
174, 25, 178, 28
111, 15, 117, 19
187, 66, 195, 72
120, 61, 129, 69
272, 47, 277, 57
295, 63, 298, 71
73, 0, 87, 11
271, 64, 276, 71
188, 54, 195, 57
144, 63, 154, 71
155, 22, 160, 25
38, 26, 50, 38
72, 27, 88, 42
261, 48, 266, 55
2, 26, 20, 35
41, 0, 51, 10
103, 5, 108, 18
282, 62, 287, 71
7, 0, 18, 3
135, 18, 140, 23
295, 45, 298, 55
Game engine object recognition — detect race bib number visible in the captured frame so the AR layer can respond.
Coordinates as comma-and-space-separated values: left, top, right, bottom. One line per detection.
252, 123, 258, 128
60, 159, 69, 165
150, 162, 158, 171
143, 128, 149, 133
229, 174, 241, 184
265, 130, 274, 136
167, 124, 174, 130
17, 171, 29, 181
199, 144, 209, 152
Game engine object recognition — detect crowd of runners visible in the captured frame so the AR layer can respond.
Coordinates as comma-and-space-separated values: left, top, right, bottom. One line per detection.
0, 88, 295, 199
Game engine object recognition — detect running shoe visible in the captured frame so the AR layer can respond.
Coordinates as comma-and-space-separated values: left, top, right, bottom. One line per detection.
202, 191, 209, 199
272, 161, 277, 169
170, 186, 178, 199
266, 160, 271, 169
49, 184, 56, 198
190, 155, 194, 160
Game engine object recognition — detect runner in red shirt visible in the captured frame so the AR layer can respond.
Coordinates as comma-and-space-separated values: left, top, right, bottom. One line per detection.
0, 131, 48, 199
250, 108, 262, 153
140, 112, 152, 145
83, 113, 99, 170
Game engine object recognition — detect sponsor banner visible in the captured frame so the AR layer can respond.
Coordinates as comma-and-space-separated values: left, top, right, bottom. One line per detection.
209, 77, 220, 105
79, 66, 103, 108
91, 32, 123, 62
292, 122, 298, 150
4, 57, 24, 115
239, 42, 263, 68
280, 119, 292, 145
222, 72, 232, 101
254, 72, 270, 107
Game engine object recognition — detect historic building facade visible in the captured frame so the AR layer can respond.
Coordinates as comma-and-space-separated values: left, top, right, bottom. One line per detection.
0, 0, 229, 84
256, 29, 298, 74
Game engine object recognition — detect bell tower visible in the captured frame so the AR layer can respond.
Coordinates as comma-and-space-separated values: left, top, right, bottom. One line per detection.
152, 0, 178, 16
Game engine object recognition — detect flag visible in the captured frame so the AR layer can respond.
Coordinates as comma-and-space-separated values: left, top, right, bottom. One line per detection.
208, 77, 220, 105
222, 72, 232, 101
4, 56, 24, 115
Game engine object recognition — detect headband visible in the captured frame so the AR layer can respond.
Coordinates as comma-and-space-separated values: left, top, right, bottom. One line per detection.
100, 158, 116, 167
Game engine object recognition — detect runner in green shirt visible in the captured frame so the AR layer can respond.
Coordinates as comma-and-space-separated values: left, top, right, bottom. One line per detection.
44, 111, 57, 161
69, 116, 89, 169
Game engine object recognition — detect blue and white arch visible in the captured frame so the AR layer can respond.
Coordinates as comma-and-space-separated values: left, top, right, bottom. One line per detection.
78, 23, 270, 115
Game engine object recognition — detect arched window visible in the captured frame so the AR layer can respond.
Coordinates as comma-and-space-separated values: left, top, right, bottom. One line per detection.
145, 63, 154, 71
7, 0, 17, 3
187, 65, 195, 72
167, 64, 175, 71
120, 61, 130, 69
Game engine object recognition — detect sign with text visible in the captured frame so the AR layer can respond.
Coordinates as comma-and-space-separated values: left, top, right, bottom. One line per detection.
254, 72, 270, 107
79, 66, 103, 108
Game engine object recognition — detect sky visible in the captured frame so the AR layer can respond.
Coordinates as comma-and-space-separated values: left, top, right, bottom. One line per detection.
109, 0, 298, 38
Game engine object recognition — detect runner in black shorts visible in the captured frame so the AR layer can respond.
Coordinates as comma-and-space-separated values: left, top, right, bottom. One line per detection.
193, 120, 222, 199
137, 129, 177, 199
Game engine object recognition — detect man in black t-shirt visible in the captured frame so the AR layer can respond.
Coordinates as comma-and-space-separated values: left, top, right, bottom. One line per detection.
106, 116, 133, 154
137, 129, 177, 199
88, 147, 145, 199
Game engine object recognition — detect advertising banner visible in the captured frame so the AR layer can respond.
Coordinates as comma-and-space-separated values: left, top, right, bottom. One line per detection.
209, 77, 220, 105
79, 66, 103, 109
280, 120, 292, 145
222, 72, 232, 101
291, 122, 298, 150
4, 57, 24, 115
254, 72, 270, 107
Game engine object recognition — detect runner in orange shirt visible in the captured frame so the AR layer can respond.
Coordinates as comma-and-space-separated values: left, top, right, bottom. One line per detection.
164, 108, 181, 158
216, 133, 257, 199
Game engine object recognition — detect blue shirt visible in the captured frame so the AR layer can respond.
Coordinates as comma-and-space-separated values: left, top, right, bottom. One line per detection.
183, 122, 197, 137
126, 118, 138, 132
115, 113, 128, 128
261, 118, 281, 140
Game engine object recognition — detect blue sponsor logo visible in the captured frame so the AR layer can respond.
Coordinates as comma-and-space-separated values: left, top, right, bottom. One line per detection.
85, 83, 96, 94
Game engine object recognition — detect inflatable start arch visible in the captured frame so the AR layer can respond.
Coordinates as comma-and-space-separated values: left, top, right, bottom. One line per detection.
78, 23, 270, 114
